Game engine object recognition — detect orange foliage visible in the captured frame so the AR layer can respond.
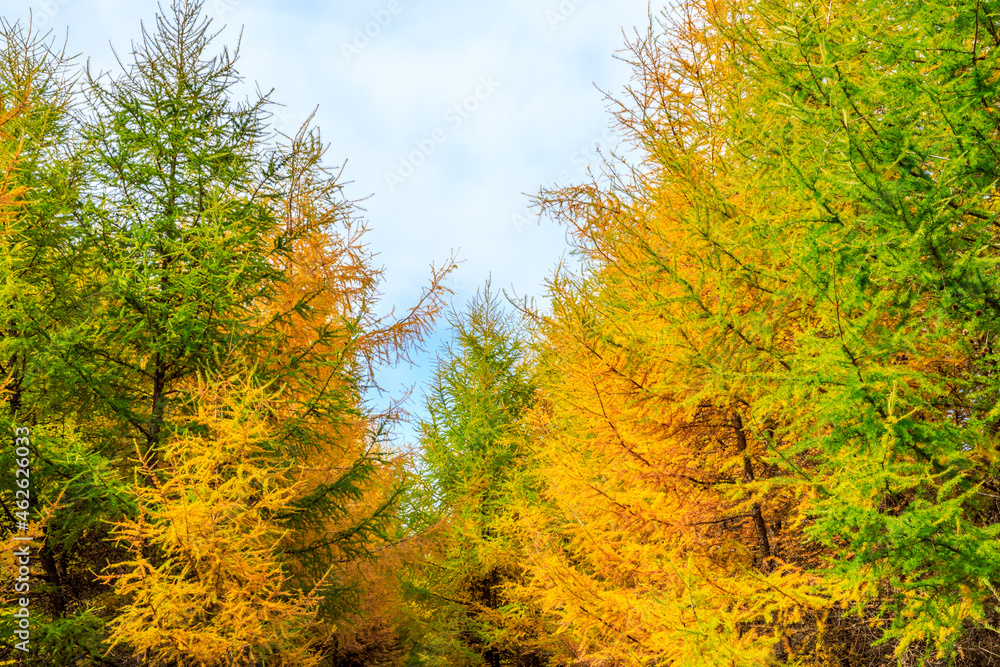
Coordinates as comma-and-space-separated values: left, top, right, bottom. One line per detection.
506, 3, 832, 664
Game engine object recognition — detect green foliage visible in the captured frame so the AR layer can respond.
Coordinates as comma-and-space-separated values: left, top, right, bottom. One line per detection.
713, 0, 1000, 658
402, 285, 544, 667
0, 2, 450, 664
0, 17, 83, 426
71, 0, 288, 462
422, 285, 535, 511
13, 609, 111, 667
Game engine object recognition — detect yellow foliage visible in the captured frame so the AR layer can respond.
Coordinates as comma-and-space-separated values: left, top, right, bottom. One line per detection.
102, 373, 325, 667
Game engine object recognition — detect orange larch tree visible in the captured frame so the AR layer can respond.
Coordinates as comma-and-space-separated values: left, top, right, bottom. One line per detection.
506, 3, 831, 664
101, 112, 452, 665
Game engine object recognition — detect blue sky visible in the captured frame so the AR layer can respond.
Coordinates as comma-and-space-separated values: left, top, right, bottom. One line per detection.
3, 0, 653, 445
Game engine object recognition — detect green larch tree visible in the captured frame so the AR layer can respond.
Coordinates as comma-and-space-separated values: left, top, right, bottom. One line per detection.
69, 0, 287, 467
403, 286, 545, 667
0, 20, 130, 667
716, 0, 1000, 660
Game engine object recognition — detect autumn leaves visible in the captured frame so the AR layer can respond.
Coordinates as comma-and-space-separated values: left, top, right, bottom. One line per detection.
448, 0, 1000, 663
3, 0, 1000, 664
0, 1, 447, 664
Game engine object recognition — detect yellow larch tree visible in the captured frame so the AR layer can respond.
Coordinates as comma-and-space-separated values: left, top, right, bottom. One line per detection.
103, 372, 325, 667
506, 2, 832, 664
511, 0, 1000, 663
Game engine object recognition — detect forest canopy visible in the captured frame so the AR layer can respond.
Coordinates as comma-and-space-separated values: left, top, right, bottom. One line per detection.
2, 0, 1000, 665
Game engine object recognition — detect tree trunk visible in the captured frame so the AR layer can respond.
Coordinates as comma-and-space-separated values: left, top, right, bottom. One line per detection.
731, 411, 772, 568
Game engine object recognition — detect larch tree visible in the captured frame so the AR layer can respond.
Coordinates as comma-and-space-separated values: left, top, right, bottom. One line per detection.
0, 1, 453, 665
101, 370, 326, 667
98, 53, 453, 666
715, 0, 1000, 661
402, 286, 544, 667
246, 117, 452, 663
508, 3, 832, 665
68, 0, 288, 469
0, 1, 299, 660
0, 19, 80, 424
515, 0, 1000, 663
0, 20, 132, 667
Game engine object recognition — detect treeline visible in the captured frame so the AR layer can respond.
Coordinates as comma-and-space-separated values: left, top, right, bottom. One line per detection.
2, 0, 1000, 665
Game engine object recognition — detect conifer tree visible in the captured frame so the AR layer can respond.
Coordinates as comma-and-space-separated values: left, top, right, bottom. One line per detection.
0, 19, 80, 425
102, 370, 326, 667
513, 0, 1000, 663
716, 0, 1000, 660
0, 21, 131, 667
403, 286, 545, 667
70, 0, 287, 467
0, 2, 453, 664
